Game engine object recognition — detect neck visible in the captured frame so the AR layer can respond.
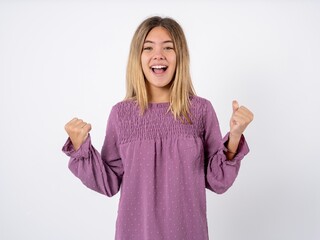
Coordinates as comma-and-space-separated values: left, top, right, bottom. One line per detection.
146, 84, 171, 103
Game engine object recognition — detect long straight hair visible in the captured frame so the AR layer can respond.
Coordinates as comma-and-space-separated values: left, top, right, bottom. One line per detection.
125, 16, 196, 123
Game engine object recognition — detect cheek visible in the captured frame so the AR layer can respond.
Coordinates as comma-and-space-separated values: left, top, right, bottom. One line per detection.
169, 54, 177, 68
170, 59, 177, 73
141, 57, 149, 73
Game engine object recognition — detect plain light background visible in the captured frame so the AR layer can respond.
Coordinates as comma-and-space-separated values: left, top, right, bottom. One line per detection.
1, 1, 319, 239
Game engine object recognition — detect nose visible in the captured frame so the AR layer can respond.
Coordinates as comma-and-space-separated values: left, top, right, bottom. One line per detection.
153, 48, 165, 60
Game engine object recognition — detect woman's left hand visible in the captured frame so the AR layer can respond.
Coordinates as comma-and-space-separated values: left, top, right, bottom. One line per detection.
229, 100, 254, 138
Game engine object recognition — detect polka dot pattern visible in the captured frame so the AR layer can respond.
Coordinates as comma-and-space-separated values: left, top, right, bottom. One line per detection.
62, 96, 250, 240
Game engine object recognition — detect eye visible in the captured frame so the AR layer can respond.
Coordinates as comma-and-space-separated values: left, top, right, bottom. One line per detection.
164, 46, 174, 50
143, 46, 152, 51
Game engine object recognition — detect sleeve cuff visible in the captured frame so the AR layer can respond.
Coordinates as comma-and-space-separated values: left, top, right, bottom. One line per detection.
222, 133, 250, 165
61, 134, 91, 159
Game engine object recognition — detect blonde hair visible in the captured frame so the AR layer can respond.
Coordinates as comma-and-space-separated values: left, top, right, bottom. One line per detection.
125, 16, 196, 123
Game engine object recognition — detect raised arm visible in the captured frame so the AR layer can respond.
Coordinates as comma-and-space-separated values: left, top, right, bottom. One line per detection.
62, 107, 123, 197
203, 100, 251, 194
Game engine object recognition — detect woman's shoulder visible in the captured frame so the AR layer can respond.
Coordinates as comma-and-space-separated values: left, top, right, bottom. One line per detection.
112, 99, 137, 108
108, 99, 140, 119
190, 95, 212, 109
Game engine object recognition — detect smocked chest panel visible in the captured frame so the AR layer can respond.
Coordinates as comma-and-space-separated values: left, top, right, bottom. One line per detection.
115, 98, 205, 144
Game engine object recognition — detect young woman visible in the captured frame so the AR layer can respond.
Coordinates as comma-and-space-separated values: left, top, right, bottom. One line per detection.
63, 16, 253, 240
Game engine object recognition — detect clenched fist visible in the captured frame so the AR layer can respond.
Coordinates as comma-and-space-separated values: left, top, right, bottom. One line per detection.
64, 118, 92, 151
230, 100, 254, 138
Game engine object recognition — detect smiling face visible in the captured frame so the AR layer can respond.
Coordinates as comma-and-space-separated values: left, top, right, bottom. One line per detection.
141, 26, 177, 102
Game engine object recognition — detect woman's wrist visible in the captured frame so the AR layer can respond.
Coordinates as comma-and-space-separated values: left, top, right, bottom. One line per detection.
229, 131, 242, 141
225, 132, 242, 160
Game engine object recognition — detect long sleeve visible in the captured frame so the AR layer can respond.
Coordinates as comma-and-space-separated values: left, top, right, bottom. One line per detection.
62, 106, 123, 197
203, 100, 249, 194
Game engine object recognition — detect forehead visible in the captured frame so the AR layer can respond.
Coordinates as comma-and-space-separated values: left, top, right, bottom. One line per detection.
144, 26, 173, 42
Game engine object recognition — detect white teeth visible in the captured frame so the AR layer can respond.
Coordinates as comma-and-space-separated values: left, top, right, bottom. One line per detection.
151, 65, 167, 69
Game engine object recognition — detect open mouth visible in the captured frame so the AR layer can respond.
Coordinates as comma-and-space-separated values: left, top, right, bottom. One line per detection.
151, 65, 168, 74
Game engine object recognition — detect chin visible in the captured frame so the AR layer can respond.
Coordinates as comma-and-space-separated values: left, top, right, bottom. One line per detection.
150, 79, 172, 88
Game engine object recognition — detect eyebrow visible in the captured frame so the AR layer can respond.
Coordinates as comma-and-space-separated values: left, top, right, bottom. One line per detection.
143, 40, 173, 44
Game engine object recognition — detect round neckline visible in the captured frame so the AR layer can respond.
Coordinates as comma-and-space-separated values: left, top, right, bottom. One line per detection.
148, 102, 170, 107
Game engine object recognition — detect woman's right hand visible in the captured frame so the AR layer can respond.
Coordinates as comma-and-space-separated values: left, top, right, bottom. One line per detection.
64, 118, 92, 151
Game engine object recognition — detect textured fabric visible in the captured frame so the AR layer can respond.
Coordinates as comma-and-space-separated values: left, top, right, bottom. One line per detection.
62, 96, 249, 240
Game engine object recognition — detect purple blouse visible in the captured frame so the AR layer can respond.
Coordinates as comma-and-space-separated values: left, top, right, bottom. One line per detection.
62, 96, 249, 240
